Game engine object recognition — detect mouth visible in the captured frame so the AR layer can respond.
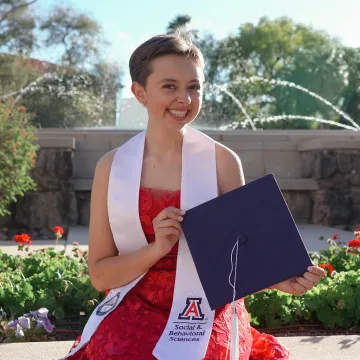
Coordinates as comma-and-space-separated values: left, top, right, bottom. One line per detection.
167, 109, 189, 121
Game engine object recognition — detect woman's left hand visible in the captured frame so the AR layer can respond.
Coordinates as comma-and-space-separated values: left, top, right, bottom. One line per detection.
270, 265, 326, 296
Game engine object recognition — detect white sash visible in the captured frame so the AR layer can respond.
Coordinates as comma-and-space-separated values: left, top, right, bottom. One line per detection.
64, 126, 218, 359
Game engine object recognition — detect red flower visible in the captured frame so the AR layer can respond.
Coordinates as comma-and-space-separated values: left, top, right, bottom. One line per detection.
73, 241, 79, 246
319, 263, 335, 276
19, 106, 25, 112
29, 153, 35, 159
332, 233, 339, 240
52, 226, 64, 235
32, 160, 36, 165
7, 109, 11, 114
348, 239, 360, 248
21, 130, 27, 137
14, 233, 32, 245
12, 146, 17, 151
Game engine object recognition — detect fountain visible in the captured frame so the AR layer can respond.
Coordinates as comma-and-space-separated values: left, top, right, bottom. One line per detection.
207, 76, 360, 132
1, 70, 359, 132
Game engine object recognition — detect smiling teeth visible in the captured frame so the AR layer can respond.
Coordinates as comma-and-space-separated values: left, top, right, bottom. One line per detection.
169, 110, 187, 117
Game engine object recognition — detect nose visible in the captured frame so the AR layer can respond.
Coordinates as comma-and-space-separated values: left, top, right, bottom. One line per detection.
177, 89, 191, 105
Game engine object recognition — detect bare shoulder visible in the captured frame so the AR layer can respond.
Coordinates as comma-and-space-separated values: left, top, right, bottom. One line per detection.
215, 142, 245, 195
95, 148, 118, 175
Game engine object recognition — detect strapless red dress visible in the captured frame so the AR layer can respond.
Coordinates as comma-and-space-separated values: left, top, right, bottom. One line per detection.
67, 188, 289, 359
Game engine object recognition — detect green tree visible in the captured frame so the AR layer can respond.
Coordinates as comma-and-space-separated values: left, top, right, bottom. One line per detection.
166, 14, 199, 41
339, 47, 360, 127
39, 5, 104, 69
199, 17, 353, 130
166, 15, 191, 34
0, 2, 123, 128
0, 0, 38, 54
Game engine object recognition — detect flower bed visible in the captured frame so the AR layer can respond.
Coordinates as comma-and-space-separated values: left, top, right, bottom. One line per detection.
0, 228, 359, 342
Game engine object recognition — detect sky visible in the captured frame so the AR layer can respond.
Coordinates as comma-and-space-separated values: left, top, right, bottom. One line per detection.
33, 0, 360, 99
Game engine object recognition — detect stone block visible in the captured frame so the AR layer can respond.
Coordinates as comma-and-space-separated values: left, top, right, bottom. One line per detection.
350, 187, 360, 205
300, 152, 315, 178
76, 139, 112, 151
317, 172, 349, 189
74, 151, 105, 178
351, 204, 360, 228
77, 192, 91, 226
312, 190, 352, 227
238, 151, 266, 178
74, 179, 93, 191
34, 149, 74, 181
264, 151, 302, 178
37, 137, 75, 149
313, 151, 337, 180
348, 154, 360, 186
0, 228, 8, 240
221, 140, 263, 151
15, 191, 78, 229
282, 191, 312, 223
336, 152, 355, 174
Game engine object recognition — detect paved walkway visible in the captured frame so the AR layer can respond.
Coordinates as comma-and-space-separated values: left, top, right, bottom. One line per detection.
0, 223, 355, 256
0, 224, 358, 360
0, 336, 359, 360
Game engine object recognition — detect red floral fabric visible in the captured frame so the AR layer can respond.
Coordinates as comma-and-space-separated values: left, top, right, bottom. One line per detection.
67, 188, 289, 360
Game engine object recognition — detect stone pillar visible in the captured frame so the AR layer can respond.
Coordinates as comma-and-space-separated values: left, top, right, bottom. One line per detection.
299, 139, 360, 230
2, 137, 78, 240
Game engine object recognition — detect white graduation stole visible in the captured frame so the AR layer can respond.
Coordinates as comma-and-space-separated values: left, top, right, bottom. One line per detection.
64, 126, 218, 360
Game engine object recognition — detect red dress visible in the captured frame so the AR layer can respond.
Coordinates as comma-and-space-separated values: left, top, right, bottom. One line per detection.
67, 188, 289, 360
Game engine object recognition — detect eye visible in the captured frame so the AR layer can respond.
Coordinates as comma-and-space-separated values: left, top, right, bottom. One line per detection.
190, 85, 201, 90
163, 84, 175, 89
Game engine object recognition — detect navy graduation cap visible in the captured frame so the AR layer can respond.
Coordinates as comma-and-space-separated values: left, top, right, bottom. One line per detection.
181, 174, 312, 310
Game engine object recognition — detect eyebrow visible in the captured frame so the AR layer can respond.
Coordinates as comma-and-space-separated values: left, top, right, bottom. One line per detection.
159, 78, 200, 84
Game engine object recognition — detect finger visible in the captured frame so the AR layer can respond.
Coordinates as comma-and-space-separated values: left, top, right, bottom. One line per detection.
303, 272, 322, 285
156, 207, 185, 221
296, 276, 314, 290
158, 219, 183, 231
292, 282, 306, 296
161, 227, 181, 237
308, 266, 326, 277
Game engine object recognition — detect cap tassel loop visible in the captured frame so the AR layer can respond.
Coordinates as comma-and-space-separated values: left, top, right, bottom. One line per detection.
228, 239, 239, 360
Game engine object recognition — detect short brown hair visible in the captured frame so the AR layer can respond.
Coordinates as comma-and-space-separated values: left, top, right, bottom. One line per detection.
129, 32, 204, 87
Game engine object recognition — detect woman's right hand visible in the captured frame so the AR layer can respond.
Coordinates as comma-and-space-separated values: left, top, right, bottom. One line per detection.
152, 206, 186, 257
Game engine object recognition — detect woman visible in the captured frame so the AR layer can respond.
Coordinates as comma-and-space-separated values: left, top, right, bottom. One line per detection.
65, 33, 325, 360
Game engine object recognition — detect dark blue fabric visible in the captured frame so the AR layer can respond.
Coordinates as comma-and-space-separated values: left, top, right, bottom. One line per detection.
181, 174, 312, 310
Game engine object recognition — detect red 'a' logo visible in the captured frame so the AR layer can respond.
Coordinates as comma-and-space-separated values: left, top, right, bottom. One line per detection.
178, 298, 205, 321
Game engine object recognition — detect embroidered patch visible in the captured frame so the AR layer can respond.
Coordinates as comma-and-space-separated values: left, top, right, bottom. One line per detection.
178, 297, 205, 321
96, 292, 121, 316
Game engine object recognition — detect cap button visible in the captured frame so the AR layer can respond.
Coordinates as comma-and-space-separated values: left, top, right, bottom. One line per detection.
237, 233, 248, 245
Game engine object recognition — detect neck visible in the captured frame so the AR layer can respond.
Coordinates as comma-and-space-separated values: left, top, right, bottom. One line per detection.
145, 122, 185, 160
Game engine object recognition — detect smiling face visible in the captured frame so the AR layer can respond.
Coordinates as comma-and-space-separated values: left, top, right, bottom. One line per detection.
132, 54, 204, 130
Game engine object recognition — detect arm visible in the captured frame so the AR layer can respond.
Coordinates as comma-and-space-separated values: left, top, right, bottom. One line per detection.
216, 142, 245, 196
87, 150, 165, 292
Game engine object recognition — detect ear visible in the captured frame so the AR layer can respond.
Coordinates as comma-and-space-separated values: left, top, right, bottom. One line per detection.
131, 82, 147, 106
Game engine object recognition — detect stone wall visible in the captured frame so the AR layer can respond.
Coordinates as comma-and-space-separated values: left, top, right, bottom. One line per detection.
0, 129, 359, 240
0, 138, 78, 240
299, 139, 360, 229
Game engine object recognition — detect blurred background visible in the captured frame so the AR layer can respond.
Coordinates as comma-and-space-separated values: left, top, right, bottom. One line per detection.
1, 0, 360, 131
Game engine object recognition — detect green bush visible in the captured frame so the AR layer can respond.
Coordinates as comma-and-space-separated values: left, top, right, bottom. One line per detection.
246, 235, 360, 329
245, 268, 360, 329
0, 232, 359, 342
0, 245, 105, 322
0, 101, 39, 216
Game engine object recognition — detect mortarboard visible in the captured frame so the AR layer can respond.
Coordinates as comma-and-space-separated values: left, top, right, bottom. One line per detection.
181, 174, 312, 310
